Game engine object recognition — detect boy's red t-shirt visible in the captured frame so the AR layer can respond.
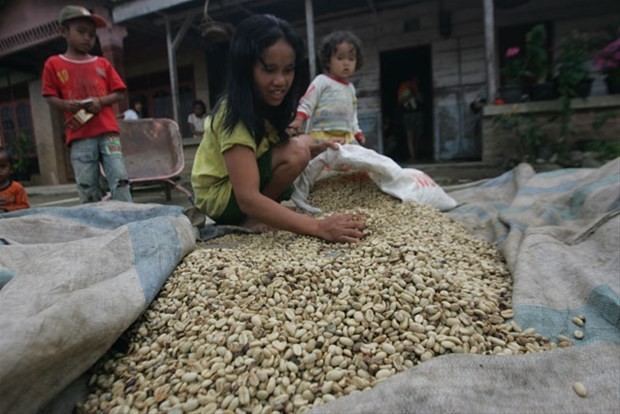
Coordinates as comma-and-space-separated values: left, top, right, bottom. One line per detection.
42, 54, 126, 145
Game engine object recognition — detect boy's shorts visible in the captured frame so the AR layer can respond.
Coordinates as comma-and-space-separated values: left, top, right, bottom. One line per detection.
216, 148, 294, 225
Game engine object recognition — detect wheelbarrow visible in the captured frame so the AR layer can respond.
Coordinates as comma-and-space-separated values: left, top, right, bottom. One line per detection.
103, 118, 194, 203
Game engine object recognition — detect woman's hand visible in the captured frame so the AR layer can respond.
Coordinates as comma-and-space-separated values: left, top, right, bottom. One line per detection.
316, 213, 366, 243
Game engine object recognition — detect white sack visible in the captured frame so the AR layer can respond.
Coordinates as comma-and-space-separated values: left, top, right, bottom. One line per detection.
292, 145, 457, 213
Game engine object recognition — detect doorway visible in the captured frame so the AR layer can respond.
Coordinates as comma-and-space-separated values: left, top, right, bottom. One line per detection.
380, 45, 433, 163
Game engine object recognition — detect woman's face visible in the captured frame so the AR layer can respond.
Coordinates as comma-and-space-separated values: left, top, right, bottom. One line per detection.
253, 39, 296, 107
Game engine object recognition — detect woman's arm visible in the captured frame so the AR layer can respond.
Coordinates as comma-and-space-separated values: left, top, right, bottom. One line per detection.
224, 144, 365, 242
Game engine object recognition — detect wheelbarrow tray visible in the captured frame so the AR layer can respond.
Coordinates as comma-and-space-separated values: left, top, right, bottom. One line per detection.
117, 118, 185, 182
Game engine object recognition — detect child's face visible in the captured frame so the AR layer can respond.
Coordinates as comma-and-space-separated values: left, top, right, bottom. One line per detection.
328, 42, 357, 81
0, 154, 12, 184
63, 19, 97, 56
193, 104, 205, 116
253, 39, 296, 107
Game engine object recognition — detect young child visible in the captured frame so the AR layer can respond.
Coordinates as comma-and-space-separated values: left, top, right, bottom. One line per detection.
0, 147, 30, 213
288, 30, 366, 145
122, 98, 143, 120
191, 14, 365, 243
42, 5, 132, 203
188, 100, 207, 138
397, 75, 424, 160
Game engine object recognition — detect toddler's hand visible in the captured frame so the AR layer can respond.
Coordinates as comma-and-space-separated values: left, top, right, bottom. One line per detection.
287, 118, 303, 137
285, 126, 299, 138
309, 138, 342, 158
355, 134, 366, 145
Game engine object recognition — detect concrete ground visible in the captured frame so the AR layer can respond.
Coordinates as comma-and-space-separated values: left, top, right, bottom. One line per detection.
26, 180, 196, 209
24, 161, 509, 209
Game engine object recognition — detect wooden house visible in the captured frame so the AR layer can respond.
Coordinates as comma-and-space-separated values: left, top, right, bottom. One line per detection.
0, 0, 618, 185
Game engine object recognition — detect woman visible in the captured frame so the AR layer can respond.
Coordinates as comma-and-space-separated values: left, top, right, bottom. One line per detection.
191, 14, 365, 243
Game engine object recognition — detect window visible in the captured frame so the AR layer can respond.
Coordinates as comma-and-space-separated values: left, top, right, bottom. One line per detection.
1, 102, 35, 149
0, 101, 38, 178
0, 105, 16, 147
153, 90, 172, 118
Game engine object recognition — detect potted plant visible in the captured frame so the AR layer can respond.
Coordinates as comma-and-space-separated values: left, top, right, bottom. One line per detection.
594, 28, 620, 94
494, 112, 552, 162
523, 24, 554, 101
499, 46, 526, 103
554, 30, 594, 99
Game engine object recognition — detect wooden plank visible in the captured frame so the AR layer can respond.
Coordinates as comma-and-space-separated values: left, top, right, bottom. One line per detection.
113, 0, 196, 23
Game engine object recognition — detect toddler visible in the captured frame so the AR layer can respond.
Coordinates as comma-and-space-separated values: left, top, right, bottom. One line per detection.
289, 30, 366, 145
0, 147, 30, 213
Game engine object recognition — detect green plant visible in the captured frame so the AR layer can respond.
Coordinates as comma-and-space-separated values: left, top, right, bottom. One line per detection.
523, 24, 550, 84
555, 30, 591, 98
591, 111, 616, 130
589, 112, 620, 160
583, 140, 620, 161
7, 132, 36, 181
494, 112, 551, 162
554, 30, 592, 146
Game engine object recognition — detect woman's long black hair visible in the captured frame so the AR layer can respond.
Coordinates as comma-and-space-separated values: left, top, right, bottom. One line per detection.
213, 14, 305, 144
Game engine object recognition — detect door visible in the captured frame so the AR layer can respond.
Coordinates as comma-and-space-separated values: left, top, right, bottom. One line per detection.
380, 45, 433, 163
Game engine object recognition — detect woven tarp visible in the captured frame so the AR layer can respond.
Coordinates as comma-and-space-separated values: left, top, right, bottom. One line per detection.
314, 159, 620, 413
0, 202, 196, 414
1, 159, 618, 413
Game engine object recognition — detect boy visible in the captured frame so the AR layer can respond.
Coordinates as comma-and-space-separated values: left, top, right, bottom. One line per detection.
0, 147, 30, 213
42, 5, 132, 203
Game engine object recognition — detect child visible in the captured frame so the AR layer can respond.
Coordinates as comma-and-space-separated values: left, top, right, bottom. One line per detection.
397, 75, 424, 160
0, 147, 30, 213
42, 5, 132, 203
122, 98, 143, 120
288, 30, 366, 145
191, 14, 365, 243
188, 100, 207, 138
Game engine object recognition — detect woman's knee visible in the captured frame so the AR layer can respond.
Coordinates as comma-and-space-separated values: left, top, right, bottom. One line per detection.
276, 138, 311, 172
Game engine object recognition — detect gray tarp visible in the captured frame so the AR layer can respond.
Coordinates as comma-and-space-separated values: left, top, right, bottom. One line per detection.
1, 159, 619, 413
0, 202, 196, 414
314, 159, 620, 413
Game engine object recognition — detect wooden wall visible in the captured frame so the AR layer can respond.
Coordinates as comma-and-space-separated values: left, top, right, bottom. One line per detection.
293, 0, 620, 161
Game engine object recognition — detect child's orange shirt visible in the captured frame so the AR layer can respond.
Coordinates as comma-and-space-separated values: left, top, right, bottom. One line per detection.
0, 180, 30, 212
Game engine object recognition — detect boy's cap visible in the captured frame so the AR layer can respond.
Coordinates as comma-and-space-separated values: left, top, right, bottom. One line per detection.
59, 6, 108, 28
